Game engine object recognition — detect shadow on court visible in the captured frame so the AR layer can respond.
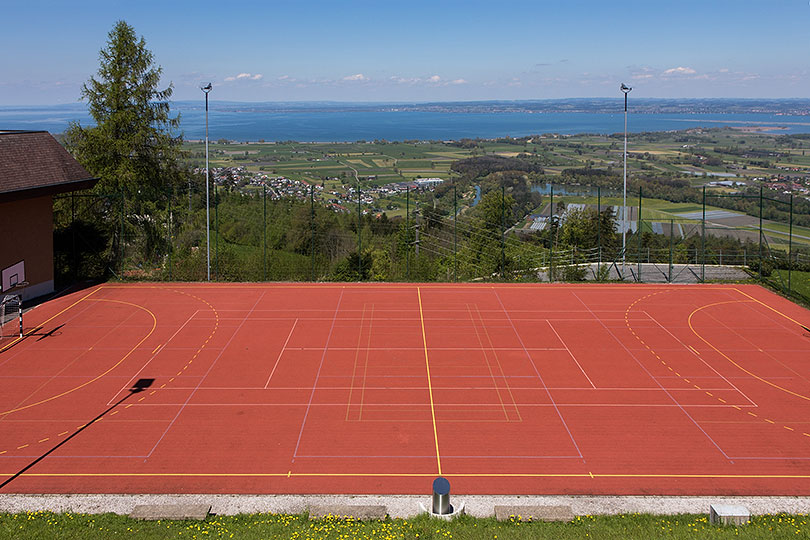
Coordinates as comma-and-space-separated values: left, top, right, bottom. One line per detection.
0, 378, 154, 491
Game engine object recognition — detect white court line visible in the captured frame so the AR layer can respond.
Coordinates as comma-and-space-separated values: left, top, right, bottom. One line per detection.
263, 319, 299, 389
491, 289, 584, 460
734, 288, 808, 336
0, 309, 140, 424
571, 291, 733, 461
0, 298, 98, 370
641, 310, 757, 407
108, 309, 201, 405
293, 289, 345, 460
145, 292, 266, 457
545, 320, 596, 389
703, 308, 810, 388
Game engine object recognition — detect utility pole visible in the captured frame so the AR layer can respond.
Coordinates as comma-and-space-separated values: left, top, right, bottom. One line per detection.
201, 82, 212, 281
621, 83, 632, 278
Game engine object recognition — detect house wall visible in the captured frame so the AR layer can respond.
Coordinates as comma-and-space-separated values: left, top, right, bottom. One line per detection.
0, 195, 54, 300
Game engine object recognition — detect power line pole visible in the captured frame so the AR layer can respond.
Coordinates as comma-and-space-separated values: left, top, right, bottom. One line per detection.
201, 82, 212, 281
621, 83, 632, 278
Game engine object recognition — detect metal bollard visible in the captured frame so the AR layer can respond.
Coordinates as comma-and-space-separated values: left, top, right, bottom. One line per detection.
432, 477, 452, 515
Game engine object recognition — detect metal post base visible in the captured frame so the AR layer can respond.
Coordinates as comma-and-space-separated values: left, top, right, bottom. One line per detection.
418, 501, 466, 521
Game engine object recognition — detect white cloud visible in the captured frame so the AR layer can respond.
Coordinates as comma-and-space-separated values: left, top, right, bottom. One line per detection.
427, 75, 441, 83
343, 73, 368, 81
663, 66, 697, 76
225, 72, 263, 82
450, 78, 467, 85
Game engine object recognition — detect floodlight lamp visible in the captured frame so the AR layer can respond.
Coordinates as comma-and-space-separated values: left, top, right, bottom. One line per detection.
620, 83, 632, 94
201, 82, 212, 93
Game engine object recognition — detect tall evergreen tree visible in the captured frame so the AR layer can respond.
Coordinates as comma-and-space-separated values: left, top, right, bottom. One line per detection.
65, 20, 185, 203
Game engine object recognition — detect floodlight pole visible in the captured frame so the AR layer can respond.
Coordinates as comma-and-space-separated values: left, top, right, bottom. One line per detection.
621, 83, 632, 277
201, 83, 212, 281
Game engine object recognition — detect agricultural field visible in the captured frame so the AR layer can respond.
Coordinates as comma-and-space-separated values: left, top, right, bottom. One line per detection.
181, 128, 810, 258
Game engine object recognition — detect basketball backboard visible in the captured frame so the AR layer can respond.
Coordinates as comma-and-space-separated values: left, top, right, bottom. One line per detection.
1, 260, 25, 292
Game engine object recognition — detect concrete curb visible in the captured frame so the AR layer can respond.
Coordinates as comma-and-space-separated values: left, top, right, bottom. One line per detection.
1, 494, 809, 518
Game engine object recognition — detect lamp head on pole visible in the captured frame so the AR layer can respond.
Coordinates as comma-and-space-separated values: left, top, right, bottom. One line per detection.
620, 83, 632, 94
200, 82, 212, 94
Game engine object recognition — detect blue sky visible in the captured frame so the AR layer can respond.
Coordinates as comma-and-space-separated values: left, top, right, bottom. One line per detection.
1, 0, 808, 104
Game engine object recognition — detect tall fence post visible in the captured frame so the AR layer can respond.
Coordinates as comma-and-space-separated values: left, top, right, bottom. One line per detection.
789, 193, 794, 292
168, 187, 173, 281
215, 183, 219, 280
262, 186, 267, 281
357, 182, 362, 280
637, 187, 642, 281
501, 184, 506, 279
549, 184, 554, 282
669, 219, 674, 283
596, 186, 601, 265
406, 186, 410, 281
310, 184, 315, 282
701, 186, 706, 283
453, 184, 457, 282
119, 191, 124, 278
759, 186, 763, 282
71, 191, 77, 281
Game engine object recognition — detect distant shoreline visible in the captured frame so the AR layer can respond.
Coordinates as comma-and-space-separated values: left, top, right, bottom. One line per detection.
4, 103, 810, 141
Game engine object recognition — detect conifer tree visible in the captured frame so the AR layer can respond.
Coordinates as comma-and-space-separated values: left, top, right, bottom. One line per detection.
65, 20, 185, 204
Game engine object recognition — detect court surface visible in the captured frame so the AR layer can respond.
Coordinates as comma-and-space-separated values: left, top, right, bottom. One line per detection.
1, 282, 809, 495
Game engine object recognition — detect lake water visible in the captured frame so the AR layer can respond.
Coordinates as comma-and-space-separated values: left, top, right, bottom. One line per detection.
2, 103, 809, 141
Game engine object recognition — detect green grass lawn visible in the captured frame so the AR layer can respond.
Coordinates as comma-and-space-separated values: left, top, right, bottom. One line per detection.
2, 511, 808, 539
769, 269, 810, 300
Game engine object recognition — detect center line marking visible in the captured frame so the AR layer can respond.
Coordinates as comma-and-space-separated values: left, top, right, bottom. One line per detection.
418, 287, 442, 475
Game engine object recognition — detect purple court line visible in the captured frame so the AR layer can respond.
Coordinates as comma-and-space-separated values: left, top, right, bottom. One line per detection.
491, 289, 584, 461
295, 347, 568, 351
293, 453, 583, 459
703, 308, 810, 388
545, 320, 596, 389
108, 309, 201, 405
114, 402, 761, 409
357, 304, 375, 421
641, 310, 757, 406
0, 309, 140, 427
292, 288, 345, 460
1, 454, 151, 459
571, 291, 732, 461
145, 290, 267, 458
465, 303, 515, 422
263, 318, 299, 389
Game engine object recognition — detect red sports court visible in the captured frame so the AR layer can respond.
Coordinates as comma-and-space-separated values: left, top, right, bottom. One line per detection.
1, 282, 809, 495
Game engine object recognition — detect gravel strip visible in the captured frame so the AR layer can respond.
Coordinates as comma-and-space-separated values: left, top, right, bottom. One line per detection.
1, 494, 808, 518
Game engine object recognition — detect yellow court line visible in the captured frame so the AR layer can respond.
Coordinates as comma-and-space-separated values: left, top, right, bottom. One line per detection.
0, 286, 102, 353
733, 287, 809, 329
4, 471, 810, 480
688, 301, 810, 402
0, 298, 157, 417
417, 287, 442, 475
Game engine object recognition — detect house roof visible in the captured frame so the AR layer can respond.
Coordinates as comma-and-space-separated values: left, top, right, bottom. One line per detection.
0, 130, 98, 203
